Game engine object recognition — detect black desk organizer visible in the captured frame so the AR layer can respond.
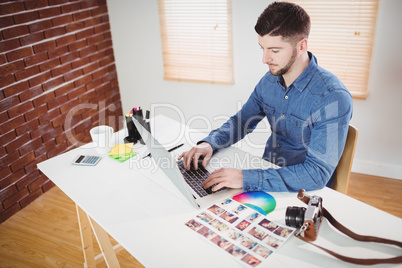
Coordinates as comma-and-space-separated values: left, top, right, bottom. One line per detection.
124, 110, 150, 145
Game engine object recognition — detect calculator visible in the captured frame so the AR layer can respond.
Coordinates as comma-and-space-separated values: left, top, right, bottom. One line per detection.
72, 155, 102, 166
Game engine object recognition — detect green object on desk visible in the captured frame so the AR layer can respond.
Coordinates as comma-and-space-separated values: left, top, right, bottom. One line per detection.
109, 143, 137, 163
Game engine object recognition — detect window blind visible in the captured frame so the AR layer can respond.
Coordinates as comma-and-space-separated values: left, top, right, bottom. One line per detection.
158, 0, 234, 85
286, 0, 378, 99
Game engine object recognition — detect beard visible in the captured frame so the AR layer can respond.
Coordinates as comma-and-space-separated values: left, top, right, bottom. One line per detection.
269, 47, 297, 76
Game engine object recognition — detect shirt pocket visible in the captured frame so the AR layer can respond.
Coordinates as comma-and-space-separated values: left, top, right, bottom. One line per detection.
288, 114, 311, 144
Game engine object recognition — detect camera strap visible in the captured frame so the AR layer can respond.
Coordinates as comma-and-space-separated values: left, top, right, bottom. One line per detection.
296, 207, 402, 264
295, 190, 402, 265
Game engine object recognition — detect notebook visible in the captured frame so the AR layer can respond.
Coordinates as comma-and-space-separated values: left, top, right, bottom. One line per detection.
132, 117, 242, 209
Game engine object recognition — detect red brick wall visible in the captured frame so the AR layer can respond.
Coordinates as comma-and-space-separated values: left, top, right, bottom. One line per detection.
0, 0, 123, 223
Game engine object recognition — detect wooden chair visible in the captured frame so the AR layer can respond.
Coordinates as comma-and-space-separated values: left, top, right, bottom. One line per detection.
332, 125, 358, 194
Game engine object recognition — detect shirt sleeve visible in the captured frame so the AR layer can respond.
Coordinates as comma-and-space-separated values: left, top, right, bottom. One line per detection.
201, 88, 265, 152
243, 89, 353, 192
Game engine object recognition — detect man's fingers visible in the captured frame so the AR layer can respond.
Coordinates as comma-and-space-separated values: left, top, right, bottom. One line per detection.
202, 176, 214, 190
184, 153, 193, 170
179, 143, 213, 170
202, 168, 223, 189
193, 155, 199, 170
179, 150, 192, 169
193, 152, 207, 170
185, 149, 197, 170
211, 183, 226, 192
202, 156, 209, 168
203, 167, 243, 190
202, 152, 212, 168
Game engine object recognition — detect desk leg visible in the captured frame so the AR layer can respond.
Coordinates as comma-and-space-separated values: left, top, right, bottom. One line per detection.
76, 205, 96, 268
88, 216, 121, 268
76, 205, 121, 268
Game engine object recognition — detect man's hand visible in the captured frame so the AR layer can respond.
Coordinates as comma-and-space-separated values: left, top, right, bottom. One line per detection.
178, 142, 213, 170
202, 168, 243, 192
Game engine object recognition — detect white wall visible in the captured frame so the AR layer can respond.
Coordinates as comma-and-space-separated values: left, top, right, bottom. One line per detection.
350, 0, 402, 180
107, 0, 402, 180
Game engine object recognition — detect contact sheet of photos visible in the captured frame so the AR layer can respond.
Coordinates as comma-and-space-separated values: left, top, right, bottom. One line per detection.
185, 198, 295, 267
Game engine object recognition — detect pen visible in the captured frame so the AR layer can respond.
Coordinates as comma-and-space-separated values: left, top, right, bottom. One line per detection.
167, 143, 184, 153
142, 143, 184, 159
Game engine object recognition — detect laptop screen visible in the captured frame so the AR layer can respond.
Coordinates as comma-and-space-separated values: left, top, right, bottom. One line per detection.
132, 117, 199, 208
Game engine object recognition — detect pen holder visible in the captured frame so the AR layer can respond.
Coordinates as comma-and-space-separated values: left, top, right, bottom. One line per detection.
124, 116, 142, 144
138, 120, 150, 145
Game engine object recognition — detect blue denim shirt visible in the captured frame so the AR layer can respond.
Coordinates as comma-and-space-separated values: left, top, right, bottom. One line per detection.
201, 52, 353, 192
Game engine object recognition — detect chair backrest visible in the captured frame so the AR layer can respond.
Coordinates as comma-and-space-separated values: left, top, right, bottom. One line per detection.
332, 125, 358, 194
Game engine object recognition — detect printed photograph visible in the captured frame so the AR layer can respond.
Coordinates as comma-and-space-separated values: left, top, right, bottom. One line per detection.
185, 199, 296, 268
185, 219, 202, 231
246, 212, 261, 222
211, 235, 232, 249
239, 236, 258, 250
253, 244, 273, 259
197, 212, 214, 223
208, 204, 226, 216
220, 198, 233, 206
241, 254, 262, 267
235, 220, 251, 231
219, 211, 238, 224
223, 227, 244, 241
258, 218, 278, 232
209, 218, 229, 232
273, 226, 293, 238
265, 235, 283, 249
248, 226, 269, 241
233, 204, 247, 215
197, 226, 217, 240
226, 245, 246, 259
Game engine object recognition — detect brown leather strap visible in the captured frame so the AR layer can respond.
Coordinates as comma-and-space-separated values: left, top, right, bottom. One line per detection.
305, 240, 402, 265
323, 208, 402, 248
300, 208, 402, 265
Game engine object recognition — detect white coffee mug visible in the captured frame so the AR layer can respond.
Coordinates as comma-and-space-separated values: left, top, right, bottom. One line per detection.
90, 125, 114, 154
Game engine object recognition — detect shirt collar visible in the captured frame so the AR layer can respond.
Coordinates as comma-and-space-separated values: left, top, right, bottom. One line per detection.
276, 75, 285, 87
290, 51, 317, 92
275, 51, 317, 92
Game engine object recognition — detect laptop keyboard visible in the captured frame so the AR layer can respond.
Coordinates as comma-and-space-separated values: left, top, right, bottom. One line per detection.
177, 159, 214, 197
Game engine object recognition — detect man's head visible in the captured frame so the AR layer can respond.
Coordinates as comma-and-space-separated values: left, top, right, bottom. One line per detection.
255, 1, 310, 45
255, 2, 311, 77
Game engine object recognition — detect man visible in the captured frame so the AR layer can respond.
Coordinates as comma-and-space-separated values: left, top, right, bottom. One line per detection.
179, 1, 353, 193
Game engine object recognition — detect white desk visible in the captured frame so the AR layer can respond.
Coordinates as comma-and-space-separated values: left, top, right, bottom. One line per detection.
37, 115, 402, 268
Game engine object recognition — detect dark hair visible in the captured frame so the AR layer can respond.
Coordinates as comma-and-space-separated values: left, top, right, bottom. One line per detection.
255, 1, 310, 44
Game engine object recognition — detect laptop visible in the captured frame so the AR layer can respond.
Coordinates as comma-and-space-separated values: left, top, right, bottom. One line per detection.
132, 117, 242, 209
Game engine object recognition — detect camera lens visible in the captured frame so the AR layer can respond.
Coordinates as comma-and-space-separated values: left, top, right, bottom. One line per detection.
285, 206, 306, 228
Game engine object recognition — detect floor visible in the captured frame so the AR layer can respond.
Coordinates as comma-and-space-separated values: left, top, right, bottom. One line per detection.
347, 173, 402, 218
0, 185, 143, 268
0, 172, 401, 267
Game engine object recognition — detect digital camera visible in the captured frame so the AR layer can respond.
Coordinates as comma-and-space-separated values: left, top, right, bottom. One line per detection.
285, 189, 323, 241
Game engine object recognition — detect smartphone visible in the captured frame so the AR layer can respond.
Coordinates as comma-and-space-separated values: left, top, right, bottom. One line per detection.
72, 155, 102, 166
